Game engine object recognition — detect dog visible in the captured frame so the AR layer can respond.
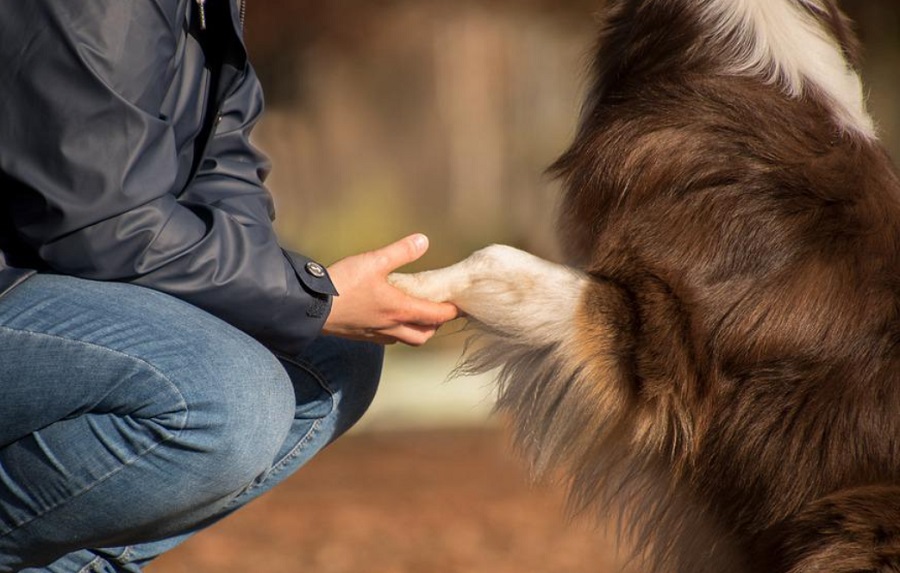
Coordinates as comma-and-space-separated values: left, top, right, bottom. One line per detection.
390, 0, 900, 571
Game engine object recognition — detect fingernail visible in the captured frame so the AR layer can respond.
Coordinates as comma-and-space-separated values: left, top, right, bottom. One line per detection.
413, 234, 429, 251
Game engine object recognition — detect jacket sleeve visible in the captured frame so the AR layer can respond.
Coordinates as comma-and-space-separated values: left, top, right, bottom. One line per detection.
177, 60, 336, 315
0, 0, 335, 355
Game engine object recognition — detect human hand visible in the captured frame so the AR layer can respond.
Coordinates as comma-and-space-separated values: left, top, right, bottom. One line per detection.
323, 234, 460, 346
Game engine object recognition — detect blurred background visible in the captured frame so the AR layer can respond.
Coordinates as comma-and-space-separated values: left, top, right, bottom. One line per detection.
152, 1, 899, 571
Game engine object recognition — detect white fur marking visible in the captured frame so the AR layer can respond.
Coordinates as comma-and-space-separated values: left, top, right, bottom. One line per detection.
389, 245, 589, 348
699, 0, 875, 137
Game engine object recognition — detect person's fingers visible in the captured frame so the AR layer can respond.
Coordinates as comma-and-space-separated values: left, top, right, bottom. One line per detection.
382, 324, 440, 347
335, 330, 398, 345
391, 293, 460, 326
325, 322, 440, 346
368, 334, 399, 345
367, 234, 430, 274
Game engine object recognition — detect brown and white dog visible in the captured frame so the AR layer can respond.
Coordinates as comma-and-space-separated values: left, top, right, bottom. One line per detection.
391, 1, 900, 571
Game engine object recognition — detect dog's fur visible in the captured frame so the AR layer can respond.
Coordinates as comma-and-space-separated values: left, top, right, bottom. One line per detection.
390, 0, 900, 571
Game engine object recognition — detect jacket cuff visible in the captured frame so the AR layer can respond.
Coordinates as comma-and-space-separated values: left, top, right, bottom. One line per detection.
283, 250, 338, 321
284, 250, 338, 295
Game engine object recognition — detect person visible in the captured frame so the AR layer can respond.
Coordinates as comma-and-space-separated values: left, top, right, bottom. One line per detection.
0, 1, 459, 571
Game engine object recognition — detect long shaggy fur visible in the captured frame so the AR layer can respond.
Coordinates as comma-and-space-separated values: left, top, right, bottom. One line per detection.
392, 1, 900, 571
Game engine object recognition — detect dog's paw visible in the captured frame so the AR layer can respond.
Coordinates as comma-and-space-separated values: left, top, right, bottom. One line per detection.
389, 244, 528, 307
389, 245, 588, 343
387, 271, 457, 303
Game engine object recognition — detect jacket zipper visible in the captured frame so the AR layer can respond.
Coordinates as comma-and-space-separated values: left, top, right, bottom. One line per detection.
195, 0, 207, 30
195, 0, 245, 31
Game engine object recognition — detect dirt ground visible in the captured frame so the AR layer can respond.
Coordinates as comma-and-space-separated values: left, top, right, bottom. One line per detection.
150, 428, 632, 573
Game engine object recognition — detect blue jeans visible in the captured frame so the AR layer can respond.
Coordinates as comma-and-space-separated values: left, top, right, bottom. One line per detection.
0, 274, 383, 572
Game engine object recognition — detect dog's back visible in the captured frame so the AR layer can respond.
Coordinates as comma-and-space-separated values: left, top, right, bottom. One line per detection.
392, 1, 900, 571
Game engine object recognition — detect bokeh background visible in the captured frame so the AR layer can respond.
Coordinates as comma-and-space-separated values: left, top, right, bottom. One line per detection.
151, 1, 899, 571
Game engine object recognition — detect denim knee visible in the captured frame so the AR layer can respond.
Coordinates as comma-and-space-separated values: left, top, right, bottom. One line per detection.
154, 334, 296, 499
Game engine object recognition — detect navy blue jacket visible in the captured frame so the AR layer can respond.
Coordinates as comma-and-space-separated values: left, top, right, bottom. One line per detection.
0, 0, 337, 355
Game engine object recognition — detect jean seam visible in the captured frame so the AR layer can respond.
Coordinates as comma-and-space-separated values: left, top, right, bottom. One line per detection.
76, 555, 103, 573
0, 326, 190, 542
228, 355, 334, 504
111, 545, 133, 564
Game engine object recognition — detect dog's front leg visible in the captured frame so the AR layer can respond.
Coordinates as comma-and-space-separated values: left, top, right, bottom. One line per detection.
389, 245, 589, 346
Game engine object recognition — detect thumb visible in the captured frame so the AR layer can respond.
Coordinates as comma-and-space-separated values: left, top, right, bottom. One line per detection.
370, 234, 430, 273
